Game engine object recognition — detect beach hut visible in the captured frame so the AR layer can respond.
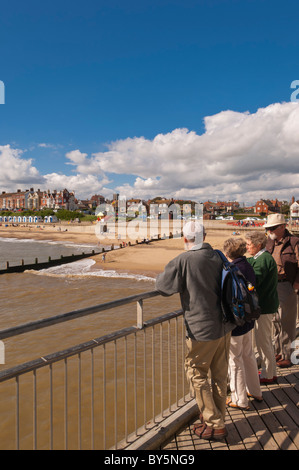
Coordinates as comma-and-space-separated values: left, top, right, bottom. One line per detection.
46, 215, 58, 223
22, 216, 27, 223
0, 216, 2, 222
33, 216, 43, 223
17, 216, 22, 223
28, 216, 34, 223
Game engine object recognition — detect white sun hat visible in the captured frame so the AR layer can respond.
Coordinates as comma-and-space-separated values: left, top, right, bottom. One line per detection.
264, 213, 286, 228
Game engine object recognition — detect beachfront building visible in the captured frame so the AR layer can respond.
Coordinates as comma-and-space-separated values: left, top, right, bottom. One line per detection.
90, 194, 106, 207
40, 189, 77, 211
26, 189, 43, 210
290, 200, 299, 220
0, 189, 26, 210
255, 199, 281, 215
0, 188, 44, 211
203, 200, 240, 217
126, 199, 148, 218
0, 187, 68, 211
146, 198, 182, 219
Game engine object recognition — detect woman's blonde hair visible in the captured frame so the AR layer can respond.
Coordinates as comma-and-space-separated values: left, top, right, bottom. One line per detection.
223, 237, 246, 260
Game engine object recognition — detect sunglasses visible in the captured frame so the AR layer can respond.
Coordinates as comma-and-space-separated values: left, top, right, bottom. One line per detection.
266, 224, 283, 232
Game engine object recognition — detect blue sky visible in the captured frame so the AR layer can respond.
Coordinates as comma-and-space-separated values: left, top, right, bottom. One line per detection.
1, 0, 299, 204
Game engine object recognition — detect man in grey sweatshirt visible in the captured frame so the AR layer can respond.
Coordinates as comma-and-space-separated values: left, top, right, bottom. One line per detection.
156, 220, 235, 441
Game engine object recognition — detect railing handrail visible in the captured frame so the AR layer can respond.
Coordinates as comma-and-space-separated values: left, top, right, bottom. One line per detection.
0, 289, 161, 341
0, 308, 183, 383
0, 289, 187, 450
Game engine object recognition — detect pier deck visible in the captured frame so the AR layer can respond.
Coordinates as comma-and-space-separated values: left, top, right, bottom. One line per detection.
161, 362, 299, 451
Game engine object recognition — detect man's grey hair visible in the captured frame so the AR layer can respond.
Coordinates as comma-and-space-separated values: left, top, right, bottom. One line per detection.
183, 220, 206, 244
245, 231, 267, 249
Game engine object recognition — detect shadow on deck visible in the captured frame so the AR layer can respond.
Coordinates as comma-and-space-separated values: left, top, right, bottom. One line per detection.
160, 363, 299, 451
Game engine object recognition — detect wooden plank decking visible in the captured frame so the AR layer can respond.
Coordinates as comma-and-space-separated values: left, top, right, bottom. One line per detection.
161, 363, 299, 451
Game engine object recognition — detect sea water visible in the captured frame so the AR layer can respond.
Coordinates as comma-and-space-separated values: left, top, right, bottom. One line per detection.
0, 238, 181, 449
0, 237, 178, 366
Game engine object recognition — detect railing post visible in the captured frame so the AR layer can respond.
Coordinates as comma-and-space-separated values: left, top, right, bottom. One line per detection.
137, 299, 143, 329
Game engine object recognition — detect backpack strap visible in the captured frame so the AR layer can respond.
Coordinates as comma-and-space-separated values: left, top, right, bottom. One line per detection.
215, 249, 230, 270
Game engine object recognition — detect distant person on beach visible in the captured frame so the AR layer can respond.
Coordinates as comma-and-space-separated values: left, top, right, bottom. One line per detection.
245, 231, 279, 384
156, 220, 235, 442
223, 238, 262, 410
264, 214, 299, 368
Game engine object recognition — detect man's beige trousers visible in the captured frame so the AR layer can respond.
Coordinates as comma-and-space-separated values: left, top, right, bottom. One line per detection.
273, 281, 298, 361
185, 333, 231, 429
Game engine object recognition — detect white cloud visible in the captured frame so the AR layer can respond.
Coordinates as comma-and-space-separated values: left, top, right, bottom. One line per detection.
38, 143, 60, 149
0, 145, 111, 199
0, 145, 45, 190
43, 172, 112, 198
2, 102, 299, 203
88, 101, 299, 203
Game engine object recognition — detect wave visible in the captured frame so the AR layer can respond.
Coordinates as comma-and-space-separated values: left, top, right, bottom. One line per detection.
30, 259, 156, 282
0, 237, 99, 249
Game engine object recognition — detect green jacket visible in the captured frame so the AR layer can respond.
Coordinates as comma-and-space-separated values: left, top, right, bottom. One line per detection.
247, 250, 279, 314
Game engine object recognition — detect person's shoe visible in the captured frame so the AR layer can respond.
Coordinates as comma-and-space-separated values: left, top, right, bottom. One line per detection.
247, 393, 263, 402
259, 376, 277, 384
276, 359, 292, 368
226, 398, 250, 410
193, 423, 227, 441
201, 425, 228, 441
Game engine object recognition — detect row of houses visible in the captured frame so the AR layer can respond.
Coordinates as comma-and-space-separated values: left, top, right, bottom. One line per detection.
203, 198, 291, 216
110, 196, 297, 219
109, 196, 196, 218
1, 188, 298, 219
0, 188, 77, 211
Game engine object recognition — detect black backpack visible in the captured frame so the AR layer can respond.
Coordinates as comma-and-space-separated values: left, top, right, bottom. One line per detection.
215, 250, 261, 326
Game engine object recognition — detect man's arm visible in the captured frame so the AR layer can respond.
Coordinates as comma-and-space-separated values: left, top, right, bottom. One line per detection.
155, 258, 183, 296
292, 242, 299, 291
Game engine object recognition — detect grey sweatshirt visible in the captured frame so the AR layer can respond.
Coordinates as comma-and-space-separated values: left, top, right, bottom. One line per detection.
155, 242, 235, 341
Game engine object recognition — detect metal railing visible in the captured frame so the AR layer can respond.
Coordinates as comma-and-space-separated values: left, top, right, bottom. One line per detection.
0, 291, 191, 450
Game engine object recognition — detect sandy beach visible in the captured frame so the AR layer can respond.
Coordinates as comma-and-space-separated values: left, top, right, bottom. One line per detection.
0, 222, 247, 278
0, 223, 100, 245
90, 229, 240, 277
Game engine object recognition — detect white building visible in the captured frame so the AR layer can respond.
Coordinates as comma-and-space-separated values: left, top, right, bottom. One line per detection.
290, 201, 299, 220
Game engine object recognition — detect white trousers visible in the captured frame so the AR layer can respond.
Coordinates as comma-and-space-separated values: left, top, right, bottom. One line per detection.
229, 330, 261, 408
255, 313, 277, 379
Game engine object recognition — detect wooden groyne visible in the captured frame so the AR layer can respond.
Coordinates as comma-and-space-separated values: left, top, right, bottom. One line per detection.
0, 250, 101, 275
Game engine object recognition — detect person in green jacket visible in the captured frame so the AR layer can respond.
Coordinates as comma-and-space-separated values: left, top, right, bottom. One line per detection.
245, 231, 279, 384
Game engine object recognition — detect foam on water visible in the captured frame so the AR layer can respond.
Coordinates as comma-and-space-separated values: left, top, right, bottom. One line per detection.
0, 236, 98, 249
31, 258, 156, 282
